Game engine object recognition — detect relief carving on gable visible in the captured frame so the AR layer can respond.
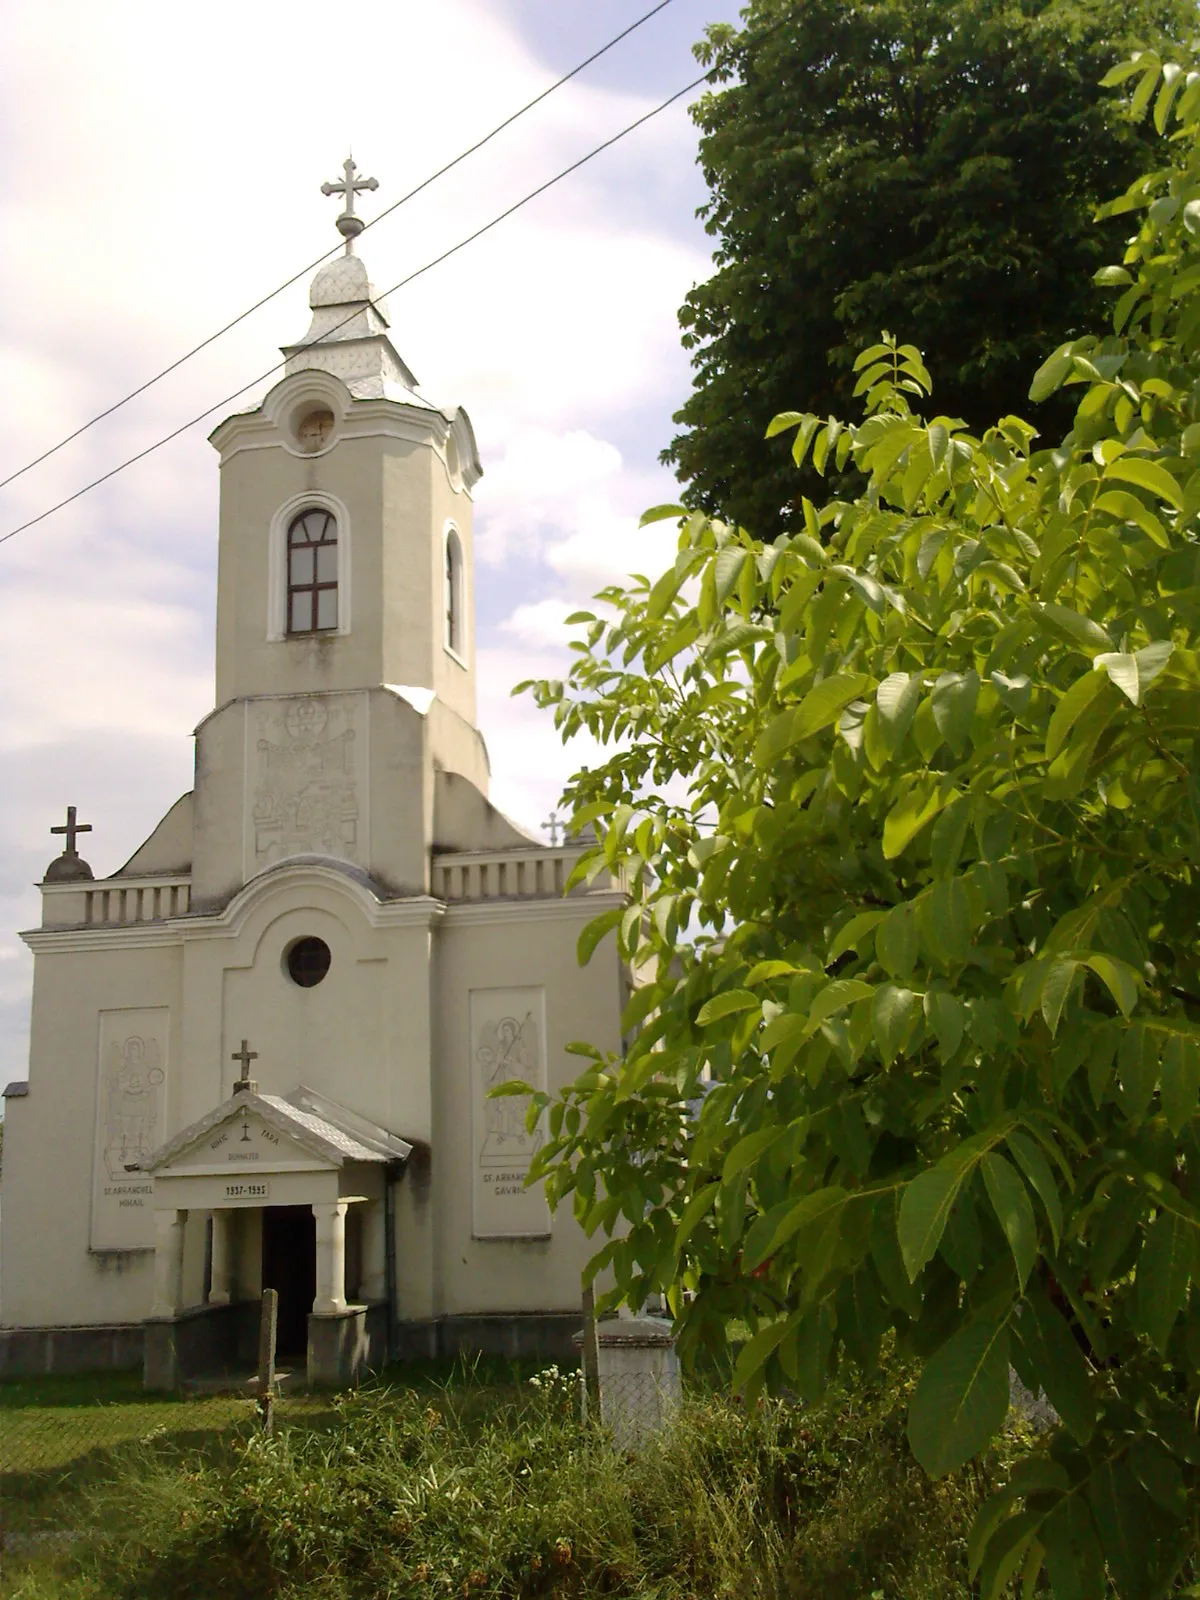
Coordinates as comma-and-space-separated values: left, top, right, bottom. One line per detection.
245, 692, 369, 874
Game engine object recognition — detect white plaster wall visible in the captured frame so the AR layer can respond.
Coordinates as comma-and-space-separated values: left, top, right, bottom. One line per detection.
213, 381, 476, 720
0, 943, 184, 1327
430, 900, 625, 1319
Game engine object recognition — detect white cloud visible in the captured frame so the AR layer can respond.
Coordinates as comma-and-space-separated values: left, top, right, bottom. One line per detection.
0, 0, 726, 1083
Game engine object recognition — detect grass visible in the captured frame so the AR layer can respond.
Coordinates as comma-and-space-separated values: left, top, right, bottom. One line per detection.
0, 1358, 1021, 1599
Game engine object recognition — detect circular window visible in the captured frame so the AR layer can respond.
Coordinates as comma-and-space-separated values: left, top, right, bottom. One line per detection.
285, 936, 332, 988
293, 406, 335, 454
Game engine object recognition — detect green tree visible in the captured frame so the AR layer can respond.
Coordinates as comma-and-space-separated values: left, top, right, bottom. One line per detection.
665, 0, 1197, 540
514, 55, 1200, 1594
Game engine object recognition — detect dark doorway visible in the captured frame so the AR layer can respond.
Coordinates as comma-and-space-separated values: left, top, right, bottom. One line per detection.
261, 1205, 316, 1359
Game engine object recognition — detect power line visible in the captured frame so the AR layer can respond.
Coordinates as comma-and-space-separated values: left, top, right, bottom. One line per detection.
0, 0, 679, 496
0, 67, 714, 549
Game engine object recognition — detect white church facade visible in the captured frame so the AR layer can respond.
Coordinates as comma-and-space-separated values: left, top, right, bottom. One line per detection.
0, 164, 626, 1387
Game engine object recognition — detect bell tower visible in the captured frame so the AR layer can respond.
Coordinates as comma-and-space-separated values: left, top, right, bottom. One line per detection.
192, 160, 491, 908
207, 157, 481, 728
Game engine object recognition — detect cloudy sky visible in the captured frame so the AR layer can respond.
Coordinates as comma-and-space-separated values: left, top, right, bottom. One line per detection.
0, 0, 747, 1083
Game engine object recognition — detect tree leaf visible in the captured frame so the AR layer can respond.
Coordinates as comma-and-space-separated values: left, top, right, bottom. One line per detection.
1092, 488, 1169, 547
731, 1310, 802, 1392
1037, 602, 1114, 654
1103, 454, 1184, 510
1014, 1283, 1097, 1443
1006, 1130, 1062, 1250
809, 977, 875, 1029
1161, 1034, 1200, 1133
1040, 958, 1080, 1036
1082, 953, 1139, 1016
981, 1153, 1037, 1287
722, 1125, 789, 1183
792, 672, 869, 742
930, 795, 971, 879
883, 776, 947, 859
1135, 1208, 1197, 1353
742, 1186, 847, 1272
908, 1315, 1012, 1477
925, 988, 966, 1061
927, 879, 971, 965
876, 902, 918, 978
873, 983, 915, 1066
1045, 669, 1107, 760
1094, 641, 1173, 705
577, 906, 624, 966
695, 989, 761, 1026
1117, 1023, 1158, 1121
1029, 344, 1075, 402
828, 910, 885, 961
1042, 1492, 1105, 1600
876, 670, 922, 753
931, 669, 980, 752
899, 1158, 969, 1281
673, 1182, 718, 1254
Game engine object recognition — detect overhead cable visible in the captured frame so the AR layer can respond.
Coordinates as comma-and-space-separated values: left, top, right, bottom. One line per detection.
0, 66, 715, 548
0, 0, 679, 495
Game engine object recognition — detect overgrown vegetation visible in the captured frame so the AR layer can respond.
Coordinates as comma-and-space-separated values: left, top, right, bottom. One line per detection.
2, 1361, 1028, 1600
513, 50, 1200, 1598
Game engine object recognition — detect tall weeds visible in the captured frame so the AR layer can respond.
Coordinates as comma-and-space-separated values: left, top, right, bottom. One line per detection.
21, 1365, 1014, 1599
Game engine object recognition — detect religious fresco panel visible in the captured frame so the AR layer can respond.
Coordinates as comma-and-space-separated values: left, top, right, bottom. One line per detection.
243, 691, 369, 877
90, 1008, 168, 1251
469, 986, 551, 1239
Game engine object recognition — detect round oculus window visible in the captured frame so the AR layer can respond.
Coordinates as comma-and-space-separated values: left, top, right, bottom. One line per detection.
286, 936, 331, 988
293, 406, 335, 454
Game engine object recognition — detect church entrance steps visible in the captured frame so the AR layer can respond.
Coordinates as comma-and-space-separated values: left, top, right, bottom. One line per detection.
182, 1367, 303, 1397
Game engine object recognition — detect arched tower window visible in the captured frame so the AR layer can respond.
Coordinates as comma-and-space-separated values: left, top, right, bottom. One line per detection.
445, 527, 464, 656
287, 509, 338, 634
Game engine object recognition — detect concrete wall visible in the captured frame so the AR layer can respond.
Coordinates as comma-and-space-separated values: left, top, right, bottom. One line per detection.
0, 941, 184, 1327
429, 900, 625, 1322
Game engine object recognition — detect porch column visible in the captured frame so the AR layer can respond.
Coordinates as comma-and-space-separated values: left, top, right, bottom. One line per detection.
207, 1209, 234, 1306
360, 1199, 387, 1302
150, 1209, 187, 1318
312, 1200, 349, 1314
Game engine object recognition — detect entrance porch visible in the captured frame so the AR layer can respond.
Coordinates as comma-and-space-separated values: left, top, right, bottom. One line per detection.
136, 1084, 410, 1389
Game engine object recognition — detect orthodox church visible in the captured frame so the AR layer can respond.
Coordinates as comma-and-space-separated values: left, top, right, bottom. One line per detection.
0, 162, 626, 1387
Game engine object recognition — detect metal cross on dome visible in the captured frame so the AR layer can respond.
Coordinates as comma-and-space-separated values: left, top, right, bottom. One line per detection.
51, 805, 91, 856
320, 156, 379, 255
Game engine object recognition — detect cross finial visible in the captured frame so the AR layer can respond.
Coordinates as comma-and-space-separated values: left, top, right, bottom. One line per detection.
231, 1039, 259, 1093
320, 156, 379, 255
51, 805, 92, 856
542, 810, 562, 846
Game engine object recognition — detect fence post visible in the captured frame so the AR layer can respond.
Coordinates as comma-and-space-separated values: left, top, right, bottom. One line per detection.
258, 1287, 278, 1434
580, 1282, 601, 1423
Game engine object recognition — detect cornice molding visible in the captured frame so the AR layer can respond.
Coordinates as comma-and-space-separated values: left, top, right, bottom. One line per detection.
441, 890, 626, 928
209, 384, 478, 494
22, 881, 626, 952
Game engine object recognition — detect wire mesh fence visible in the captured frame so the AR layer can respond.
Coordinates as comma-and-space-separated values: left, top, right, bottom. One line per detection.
0, 1374, 338, 1547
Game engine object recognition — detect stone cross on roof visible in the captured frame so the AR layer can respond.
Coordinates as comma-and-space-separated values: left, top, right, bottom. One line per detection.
320, 156, 379, 255
231, 1039, 258, 1094
44, 804, 95, 882
51, 805, 91, 855
542, 810, 561, 846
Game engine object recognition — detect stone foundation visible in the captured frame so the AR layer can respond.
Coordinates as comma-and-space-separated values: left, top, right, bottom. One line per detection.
429, 1312, 581, 1364
0, 1322, 143, 1378
308, 1306, 369, 1387
2, 1309, 580, 1383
